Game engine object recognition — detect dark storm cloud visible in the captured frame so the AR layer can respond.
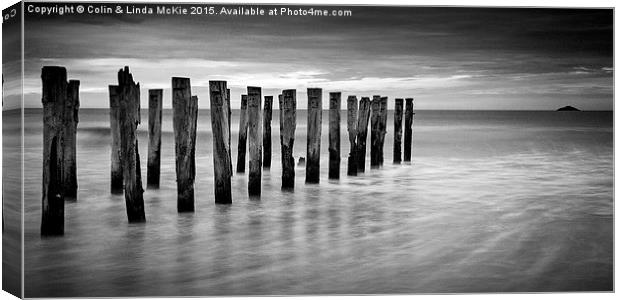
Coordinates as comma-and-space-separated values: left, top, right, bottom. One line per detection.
20, 4, 613, 110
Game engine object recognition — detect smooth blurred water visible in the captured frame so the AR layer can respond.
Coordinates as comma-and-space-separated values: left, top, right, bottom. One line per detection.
18, 109, 612, 296
2, 109, 22, 296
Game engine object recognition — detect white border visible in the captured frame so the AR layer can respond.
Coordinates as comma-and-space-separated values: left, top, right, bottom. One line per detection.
0, 1, 616, 300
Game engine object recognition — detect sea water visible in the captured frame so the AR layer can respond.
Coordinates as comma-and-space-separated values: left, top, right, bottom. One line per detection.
11, 109, 612, 296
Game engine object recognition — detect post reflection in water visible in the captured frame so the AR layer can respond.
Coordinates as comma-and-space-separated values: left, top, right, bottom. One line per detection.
20, 110, 613, 296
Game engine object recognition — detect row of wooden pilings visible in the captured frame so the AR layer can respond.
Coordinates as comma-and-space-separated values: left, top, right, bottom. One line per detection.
40, 66, 415, 235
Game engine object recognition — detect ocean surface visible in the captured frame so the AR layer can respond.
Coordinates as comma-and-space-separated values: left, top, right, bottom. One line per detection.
13, 109, 613, 296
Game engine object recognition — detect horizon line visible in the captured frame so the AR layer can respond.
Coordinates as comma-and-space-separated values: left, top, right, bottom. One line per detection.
7, 108, 613, 112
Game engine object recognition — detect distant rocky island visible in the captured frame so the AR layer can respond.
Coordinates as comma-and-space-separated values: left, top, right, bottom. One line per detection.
556, 106, 581, 111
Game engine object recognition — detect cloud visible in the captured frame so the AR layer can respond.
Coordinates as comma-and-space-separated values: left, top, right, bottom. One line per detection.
16, 7, 613, 110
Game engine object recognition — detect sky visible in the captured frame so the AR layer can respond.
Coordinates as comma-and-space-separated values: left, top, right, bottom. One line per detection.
4, 4, 614, 110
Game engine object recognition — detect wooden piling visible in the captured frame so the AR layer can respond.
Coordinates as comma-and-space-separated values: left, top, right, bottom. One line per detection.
247, 86, 262, 196
278, 94, 282, 161
236, 95, 249, 173
173, 78, 198, 212
147, 89, 163, 188
63, 80, 80, 200
117, 66, 145, 223
41, 66, 67, 235
328, 92, 341, 179
404, 98, 414, 162
209, 81, 232, 204
355, 97, 371, 172
263, 96, 273, 169
370, 95, 381, 168
191, 96, 198, 183
346, 96, 358, 176
226, 89, 231, 147
393, 98, 403, 164
226, 88, 232, 176
109, 85, 123, 194
306, 88, 322, 184
278, 94, 283, 125
379, 96, 388, 166
280, 90, 296, 190
278, 94, 283, 139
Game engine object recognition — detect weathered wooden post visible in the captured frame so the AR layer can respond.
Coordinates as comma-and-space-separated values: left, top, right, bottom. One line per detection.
41, 66, 67, 235
172, 78, 198, 212
226, 89, 231, 146
209, 81, 233, 204
63, 80, 80, 200
191, 96, 198, 179
226, 88, 232, 176
346, 96, 358, 176
370, 95, 381, 168
278, 94, 282, 154
355, 97, 371, 172
306, 88, 322, 183
263, 96, 273, 169
247, 86, 262, 196
328, 92, 341, 179
190, 96, 198, 197
379, 96, 388, 166
278, 94, 283, 121
404, 98, 414, 162
117, 66, 145, 223
393, 98, 404, 164
147, 89, 163, 188
278, 94, 283, 138
109, 85, 123, 194
236, 95, 249, 173
280, 90, 296, 190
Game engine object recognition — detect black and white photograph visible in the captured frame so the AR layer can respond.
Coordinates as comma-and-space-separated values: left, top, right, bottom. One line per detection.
1, 0, 615, 298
